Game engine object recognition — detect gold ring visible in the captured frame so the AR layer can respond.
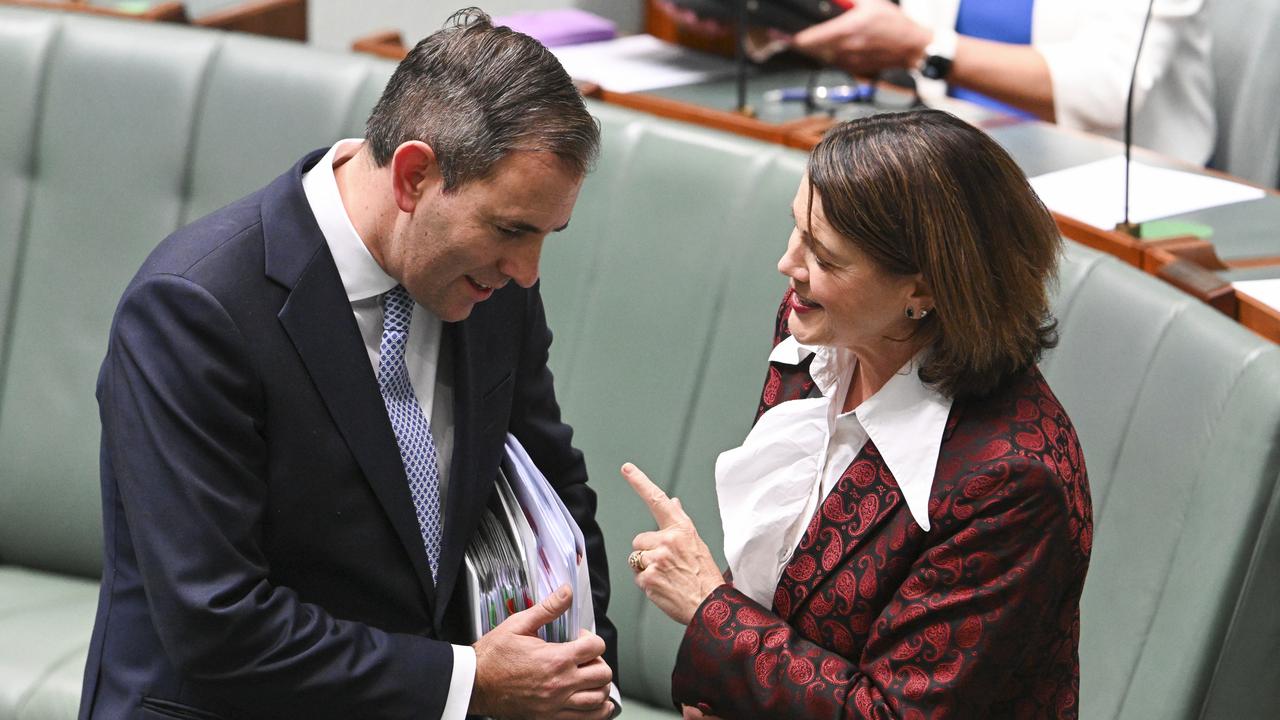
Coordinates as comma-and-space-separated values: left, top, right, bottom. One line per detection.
628, 550, 646, 572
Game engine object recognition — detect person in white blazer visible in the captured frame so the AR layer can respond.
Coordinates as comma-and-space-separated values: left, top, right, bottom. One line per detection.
792, 0, 1214, 165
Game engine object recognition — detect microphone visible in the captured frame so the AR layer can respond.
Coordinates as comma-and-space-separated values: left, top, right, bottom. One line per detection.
1116, 0, 1158, 237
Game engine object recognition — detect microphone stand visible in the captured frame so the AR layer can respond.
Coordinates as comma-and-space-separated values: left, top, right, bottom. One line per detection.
733, 0, 754, 116
1115, 0, 1157, 238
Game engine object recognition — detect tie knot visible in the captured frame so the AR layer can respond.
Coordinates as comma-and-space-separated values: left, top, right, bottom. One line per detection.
382, 285, 413, 335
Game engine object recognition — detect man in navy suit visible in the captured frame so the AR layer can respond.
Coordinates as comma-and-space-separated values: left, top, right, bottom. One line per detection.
80, 9, 617, 720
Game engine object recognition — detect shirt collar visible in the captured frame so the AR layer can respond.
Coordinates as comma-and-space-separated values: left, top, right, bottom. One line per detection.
768, 336, 953, 531
301, 139, 396, 302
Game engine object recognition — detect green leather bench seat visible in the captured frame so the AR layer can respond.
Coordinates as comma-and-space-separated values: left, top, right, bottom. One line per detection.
1, 7, 1278, 719
0, 569, 97, 720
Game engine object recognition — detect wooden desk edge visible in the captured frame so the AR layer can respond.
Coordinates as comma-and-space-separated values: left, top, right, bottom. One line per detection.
590, 88, 796, 146
352, 30, 408, 61
1236, 290, 1280, 345
193, 0, 306, 41
1053, 213, 1144, 268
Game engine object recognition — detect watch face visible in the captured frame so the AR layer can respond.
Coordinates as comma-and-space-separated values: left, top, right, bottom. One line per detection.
922, 55, 953, 80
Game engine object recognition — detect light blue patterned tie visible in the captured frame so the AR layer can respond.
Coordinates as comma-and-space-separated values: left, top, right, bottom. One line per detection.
378, 285, 443, 580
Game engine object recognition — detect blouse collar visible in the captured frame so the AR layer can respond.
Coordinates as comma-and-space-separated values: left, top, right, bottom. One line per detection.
768, 336, 953, 530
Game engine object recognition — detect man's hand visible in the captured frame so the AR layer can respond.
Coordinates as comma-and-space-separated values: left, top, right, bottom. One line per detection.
792, 0, 932, 76
470, 585, 614, 720
622, 464, 725, 626
682, 704, 724, 720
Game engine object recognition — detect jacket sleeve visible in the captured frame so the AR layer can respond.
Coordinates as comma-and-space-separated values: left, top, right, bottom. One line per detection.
101, 273, 453, 719
1039, 0, 1205, 133
672, 456, 1081, 719
507, 282, 619, 681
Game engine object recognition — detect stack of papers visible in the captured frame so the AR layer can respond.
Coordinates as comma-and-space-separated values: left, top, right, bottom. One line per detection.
463, 434, 595, 642
1029, 156, 1266, 230
549, 34, 738, 93
1233, 279, 1280, 314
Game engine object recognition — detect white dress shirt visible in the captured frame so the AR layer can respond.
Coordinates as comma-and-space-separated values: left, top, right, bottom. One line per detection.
904, 0, 1215, 165
302, 139, 475, 720
715, 337, 954, 608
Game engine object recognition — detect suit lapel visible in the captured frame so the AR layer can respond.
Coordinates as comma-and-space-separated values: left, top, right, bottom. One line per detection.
264, 153, 439, 612
774, 439, 904, 621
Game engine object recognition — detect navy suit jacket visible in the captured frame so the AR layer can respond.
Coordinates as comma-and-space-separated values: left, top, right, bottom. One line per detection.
80, 151, 617, 720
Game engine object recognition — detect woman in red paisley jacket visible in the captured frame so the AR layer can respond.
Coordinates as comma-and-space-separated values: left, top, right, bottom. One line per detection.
621, 109, 1092, 719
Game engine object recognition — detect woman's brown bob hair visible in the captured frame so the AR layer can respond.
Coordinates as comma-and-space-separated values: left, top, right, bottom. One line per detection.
807, 109, 1061, 399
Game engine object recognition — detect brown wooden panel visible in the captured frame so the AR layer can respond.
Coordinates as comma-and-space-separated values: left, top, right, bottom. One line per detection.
1141, 235, 1229, 272
1238, 290, 1280, 344
193, 0, 306, 41
1144, 246, 1237, 317
1054, 212, 1145, 268
1225, 255, 1280, 270
592, 86, 797, 146
352, 29, 407, 61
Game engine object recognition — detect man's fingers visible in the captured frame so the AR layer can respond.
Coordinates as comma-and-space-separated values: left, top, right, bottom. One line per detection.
568, 655, 612, 691
561, 685, 611, 711
502, 584, 572, 636
552, 699, 615, 720
621, 463, 683, 528
566, 630, 608, 666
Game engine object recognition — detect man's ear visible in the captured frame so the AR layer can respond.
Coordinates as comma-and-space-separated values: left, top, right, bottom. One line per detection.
390, 141, 441, 214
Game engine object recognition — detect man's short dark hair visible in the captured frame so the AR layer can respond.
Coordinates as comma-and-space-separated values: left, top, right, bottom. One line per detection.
365, 7, 600, 190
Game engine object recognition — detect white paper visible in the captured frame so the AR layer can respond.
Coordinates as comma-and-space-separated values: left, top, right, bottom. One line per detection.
503, 435, 587, 640
1029, 156, 1266, 229
1233, 279, 1280, 311
550, 34, 737, 93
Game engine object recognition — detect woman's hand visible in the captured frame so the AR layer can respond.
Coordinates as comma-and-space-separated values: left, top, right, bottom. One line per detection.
792, 0, 932, 76
622, 463, 725, 625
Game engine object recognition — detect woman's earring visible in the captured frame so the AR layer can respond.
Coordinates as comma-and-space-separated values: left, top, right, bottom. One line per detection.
904, 307, 915, 319
919, 308, 930, 319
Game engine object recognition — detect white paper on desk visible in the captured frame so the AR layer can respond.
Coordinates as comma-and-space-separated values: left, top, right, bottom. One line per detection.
549, 34, 737, 93
1029, 156, 1266, 229
1233, 279, 1280, 312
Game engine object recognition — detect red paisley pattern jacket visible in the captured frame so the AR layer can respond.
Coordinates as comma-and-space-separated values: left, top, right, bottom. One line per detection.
672, 294, 1092, 719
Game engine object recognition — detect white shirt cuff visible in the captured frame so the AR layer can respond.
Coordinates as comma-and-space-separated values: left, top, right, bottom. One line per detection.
441, 644, 476, 720
608, 682, 622, 718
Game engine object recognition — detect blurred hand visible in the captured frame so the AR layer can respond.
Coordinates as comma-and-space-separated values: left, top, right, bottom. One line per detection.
654, 0, 732, 37
681, 704, 724, 719
654, 0, 794, 62
622, 463, 725, 626
471, 585, 614, 720
793, 0, 932, 76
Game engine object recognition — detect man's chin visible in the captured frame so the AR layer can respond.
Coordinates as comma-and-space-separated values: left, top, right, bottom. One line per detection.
439, 305, 475, 323
440, 292, 487, 322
